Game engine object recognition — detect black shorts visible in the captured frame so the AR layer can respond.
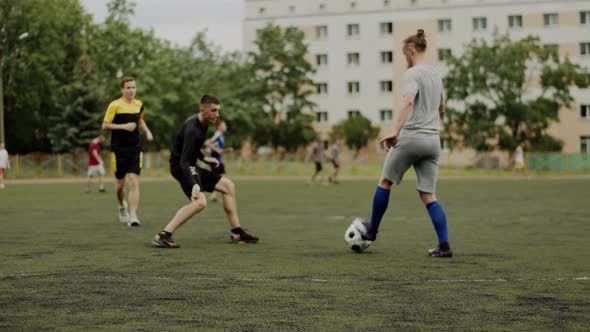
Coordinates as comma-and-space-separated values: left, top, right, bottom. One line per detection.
210, 163, 226, 175
171, 165, 222, 199
314, 161, 323, 172
112, 151, 142, 179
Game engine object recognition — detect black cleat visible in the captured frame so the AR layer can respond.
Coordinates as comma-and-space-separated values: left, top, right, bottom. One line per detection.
230, 231, 259, 244
152, 234, 180, 248
428, 245, 453, 257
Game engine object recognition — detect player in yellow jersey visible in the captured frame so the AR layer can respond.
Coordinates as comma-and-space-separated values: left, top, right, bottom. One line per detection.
102, 77, 153, 226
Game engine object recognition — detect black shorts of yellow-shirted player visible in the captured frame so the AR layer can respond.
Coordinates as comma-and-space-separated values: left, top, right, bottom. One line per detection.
102, 77, 154, 227
152, 95, 259, 248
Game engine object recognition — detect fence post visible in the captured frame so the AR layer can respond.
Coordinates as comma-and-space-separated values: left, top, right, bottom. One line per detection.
295, 150, 300, 176
564, 153, 568, 174
57, 154, 62, 177
15, 154, 20, 178
486, 151, 491, 176
525, 152, 529, 175
147, 152, 152, 177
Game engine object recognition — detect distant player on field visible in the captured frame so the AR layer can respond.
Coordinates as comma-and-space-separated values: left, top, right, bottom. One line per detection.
0, 142, 9, 189
328, 139, 341, 184
513, 143, 525, 174
152, 95, 259, 248
85, 135, 106, 193
206, 120, 228, 202
308, 137, 325, 183
102, 77, 154, 226
358, 29, 452, 257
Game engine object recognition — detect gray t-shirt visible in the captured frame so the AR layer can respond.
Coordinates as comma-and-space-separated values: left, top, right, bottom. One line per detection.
312, 142, 324, 162
400, 64, 444, 138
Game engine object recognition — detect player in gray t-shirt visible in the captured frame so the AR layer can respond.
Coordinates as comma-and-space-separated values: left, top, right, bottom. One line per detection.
355, 29, 452, 257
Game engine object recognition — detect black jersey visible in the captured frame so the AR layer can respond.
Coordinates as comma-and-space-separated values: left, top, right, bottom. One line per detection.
170, 114, 209, 182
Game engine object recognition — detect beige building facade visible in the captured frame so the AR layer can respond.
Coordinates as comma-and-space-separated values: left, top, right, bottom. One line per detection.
243, 0, 590, 157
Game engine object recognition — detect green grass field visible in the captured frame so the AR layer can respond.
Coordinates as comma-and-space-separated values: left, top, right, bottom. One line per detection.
1, 178, 589, 330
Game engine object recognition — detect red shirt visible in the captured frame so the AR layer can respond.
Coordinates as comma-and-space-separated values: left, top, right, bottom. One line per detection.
88, 143, 101, 166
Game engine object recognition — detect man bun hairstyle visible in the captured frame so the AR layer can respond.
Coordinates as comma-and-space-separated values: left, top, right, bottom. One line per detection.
404, 28, 427, 52
200, 94, 220, 105
120, 76, 135, 88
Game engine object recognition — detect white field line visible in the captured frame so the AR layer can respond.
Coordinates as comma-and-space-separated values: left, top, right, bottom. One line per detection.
2, 273, 589, 284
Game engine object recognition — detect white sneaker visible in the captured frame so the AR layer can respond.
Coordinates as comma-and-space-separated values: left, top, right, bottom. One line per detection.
118, 202, 129, 223
128, 216, 140, 227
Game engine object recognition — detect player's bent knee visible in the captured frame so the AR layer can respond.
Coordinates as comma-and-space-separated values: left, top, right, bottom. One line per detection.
216, 177, 235, 194
190, 193, 207, 211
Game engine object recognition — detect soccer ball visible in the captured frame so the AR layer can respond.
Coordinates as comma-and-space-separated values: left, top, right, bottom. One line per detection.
344, 217, 371, 252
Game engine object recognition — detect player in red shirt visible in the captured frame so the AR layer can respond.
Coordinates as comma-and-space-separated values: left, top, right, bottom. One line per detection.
86, 135, 106, 193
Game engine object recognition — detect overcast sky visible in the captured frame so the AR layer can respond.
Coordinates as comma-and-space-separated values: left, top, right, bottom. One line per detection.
80, 0, 244, 52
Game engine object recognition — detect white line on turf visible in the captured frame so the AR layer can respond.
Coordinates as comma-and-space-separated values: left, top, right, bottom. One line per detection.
2, 273, 589, 284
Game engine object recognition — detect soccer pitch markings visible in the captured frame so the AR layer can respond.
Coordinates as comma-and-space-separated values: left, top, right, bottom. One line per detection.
3, 273, 590, 284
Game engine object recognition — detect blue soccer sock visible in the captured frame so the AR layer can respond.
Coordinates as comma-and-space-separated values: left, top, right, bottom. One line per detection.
368, 186, 391, 240
426, 201, 449, 245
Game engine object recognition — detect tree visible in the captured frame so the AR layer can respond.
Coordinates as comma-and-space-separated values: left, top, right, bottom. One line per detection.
330, 115, 379, 159
444, 33, 589, 152
249, 24, 317, 152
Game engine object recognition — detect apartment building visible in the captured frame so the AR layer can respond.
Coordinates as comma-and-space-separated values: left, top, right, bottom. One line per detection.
243, 0, 590, 153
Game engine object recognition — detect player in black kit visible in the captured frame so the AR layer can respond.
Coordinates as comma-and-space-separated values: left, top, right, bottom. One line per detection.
152, 95, 259, 248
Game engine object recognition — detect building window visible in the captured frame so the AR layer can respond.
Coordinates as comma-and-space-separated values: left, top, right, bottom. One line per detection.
383, 0, 391, 7
410, 0, 418, 4
581, 11, 590, 24
350, 1, 356, 9
581, 136, 590, 153
544, 13, 558, 27
581, 42, 590, 55
380, 22, 393, 35
380, 109, 393, 122
438, 19, 452, 32
380, 51, 393, 64
508, 15, 523, 28
316, 54, 328, 67
543, 44, 559, 58
437, 48, 452, 61
347, 24, 360, 37
316, 83, 328, 95
380, 80, 393, 93
347, 81, 360, 94
315, 111, 328, 123
472, 17, 487, 31
258, 7, 266, 16
348, 110, 361, 118
315, 25, 328, 39
347, 52, 360, 66
289, 5, 295, 13
581, 105, 590, 119
319, 4, 326, 11
440, 138, 451, 151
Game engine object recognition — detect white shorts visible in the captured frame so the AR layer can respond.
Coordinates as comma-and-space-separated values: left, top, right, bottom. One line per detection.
87, 165, 105, 177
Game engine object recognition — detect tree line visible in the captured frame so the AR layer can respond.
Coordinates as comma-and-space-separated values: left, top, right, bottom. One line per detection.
1, 0, 587, 155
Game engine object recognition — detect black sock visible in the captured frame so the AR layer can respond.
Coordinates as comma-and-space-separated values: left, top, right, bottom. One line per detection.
159, 231, 172, 238
231, 227, 243, 234
439, 242, 450, 250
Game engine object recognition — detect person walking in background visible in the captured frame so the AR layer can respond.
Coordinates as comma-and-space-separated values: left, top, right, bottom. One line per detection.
0, 143, 10, 189
102, 76, 153, 226
513, 143, 525, 174
329, 139, 341, 184
206, 120, 228, 202
308, 137, 325, 183
86, 135, 106, 193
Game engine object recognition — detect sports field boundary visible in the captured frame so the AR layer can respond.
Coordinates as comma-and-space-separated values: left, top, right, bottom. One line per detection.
5, 174, 590, 184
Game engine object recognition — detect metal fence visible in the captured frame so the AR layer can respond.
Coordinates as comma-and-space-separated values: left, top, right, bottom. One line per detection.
2, 151, 589, 179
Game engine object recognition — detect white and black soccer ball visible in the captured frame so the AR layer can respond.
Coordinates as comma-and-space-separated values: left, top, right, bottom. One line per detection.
344, 217, 371, 253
